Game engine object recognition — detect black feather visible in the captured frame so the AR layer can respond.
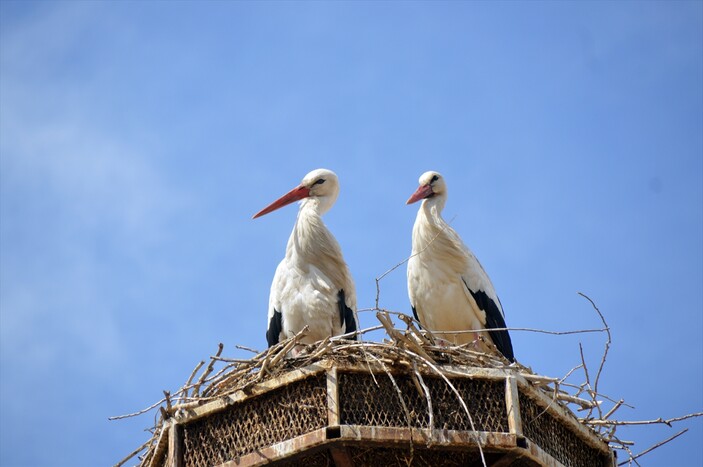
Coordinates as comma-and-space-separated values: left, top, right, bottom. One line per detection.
266, 309, 282, 347
462, 279, 515, 362
338, 289, 358, 340
411, 305, 421, 326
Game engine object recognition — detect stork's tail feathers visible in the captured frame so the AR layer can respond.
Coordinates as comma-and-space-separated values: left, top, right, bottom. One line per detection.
338, 289, 358, 340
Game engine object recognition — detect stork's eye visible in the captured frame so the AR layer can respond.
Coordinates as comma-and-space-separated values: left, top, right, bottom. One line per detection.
431, 175, 439, 183
313, 178, 326, 185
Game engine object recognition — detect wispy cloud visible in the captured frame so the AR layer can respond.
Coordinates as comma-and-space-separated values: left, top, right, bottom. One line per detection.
1, 85, 189, 380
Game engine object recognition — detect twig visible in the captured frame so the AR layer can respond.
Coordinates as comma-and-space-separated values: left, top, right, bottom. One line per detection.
109, 397, 168, 421
559, 363, 584, 385
618, 429, 689, 466
413, 361, 434, 431
365, 351, 416, 458
207, 356, 258, 363
424, 326, 607, 336
330, 324, 384, 341
235, 344, 260, 354
371, 308, 608, 338
556, 393, 600, 410
395, 345, 487, 467
377, 311, 436, 364
193, 343, 223, 397
578, 292, 610, 419
112, 438, 152, 467
586, 412, 703, 426
183, 361, 205, 398
578, 342, 595, 419
604, 399, 625, 420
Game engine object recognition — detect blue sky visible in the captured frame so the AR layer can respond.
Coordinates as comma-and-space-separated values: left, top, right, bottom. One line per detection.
1, 1, 701, 465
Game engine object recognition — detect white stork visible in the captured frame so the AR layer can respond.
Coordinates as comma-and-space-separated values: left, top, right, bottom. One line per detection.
253, 168, 358, 348
406, 171, 515, 362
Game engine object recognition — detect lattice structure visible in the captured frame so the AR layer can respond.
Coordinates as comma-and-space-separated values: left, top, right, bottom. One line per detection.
338, 372, 509, 432
152, 360, 615, 467
182, 373, 328, 467
519, 392, 613, 467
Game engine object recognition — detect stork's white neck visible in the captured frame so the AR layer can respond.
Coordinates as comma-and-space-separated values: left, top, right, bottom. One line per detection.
415, 194, 447, 231
286, 202, 351, 294
411, 194, 468, 273
301, 191, 336, 217
289, 203, 329, 258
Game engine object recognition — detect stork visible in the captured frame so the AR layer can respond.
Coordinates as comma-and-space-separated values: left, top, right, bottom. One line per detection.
253, 168, 358, 349
406, 171, 515, 362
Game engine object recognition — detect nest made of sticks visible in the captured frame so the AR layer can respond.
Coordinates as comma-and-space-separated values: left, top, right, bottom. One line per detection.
113, 301, 701, 467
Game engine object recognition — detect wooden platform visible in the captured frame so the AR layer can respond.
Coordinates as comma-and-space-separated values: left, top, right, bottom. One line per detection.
151, 360, 615, 467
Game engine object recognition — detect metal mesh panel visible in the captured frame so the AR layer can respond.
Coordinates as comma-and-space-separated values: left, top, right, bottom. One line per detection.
181, 373, 327, 467
338, 372, 509, 432
519, 391, 611, 467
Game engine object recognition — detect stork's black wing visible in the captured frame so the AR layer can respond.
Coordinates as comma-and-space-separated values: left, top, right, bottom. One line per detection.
266, 309, 283, 347
462, 279, 515, 362
411, 305, 421, 325
338, 289, 358, 340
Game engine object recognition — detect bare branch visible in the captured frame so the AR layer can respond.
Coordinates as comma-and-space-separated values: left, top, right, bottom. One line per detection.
109, 397, 169, 421
235, 344, 260, 354
192, 342, 224, 397
183, 360, 204, 398
578, 291, 610, 418
603, 399, 626, 421
617, 429, 689, 466
112, 438, 152, 467
586, 412, 703, 427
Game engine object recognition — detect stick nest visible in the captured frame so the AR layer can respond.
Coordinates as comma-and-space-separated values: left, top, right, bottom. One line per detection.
113, 307, 701, 467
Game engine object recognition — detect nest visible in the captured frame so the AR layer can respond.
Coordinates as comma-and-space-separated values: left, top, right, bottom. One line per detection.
113, 305, 700, 467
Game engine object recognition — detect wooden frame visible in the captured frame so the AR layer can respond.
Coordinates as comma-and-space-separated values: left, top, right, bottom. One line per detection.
152, 360, 615, 467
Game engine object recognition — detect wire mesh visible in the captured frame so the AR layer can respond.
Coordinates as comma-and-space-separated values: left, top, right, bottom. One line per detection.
181, 373, 327, 467
519, 391, 612, 467
338, 371, 509, 432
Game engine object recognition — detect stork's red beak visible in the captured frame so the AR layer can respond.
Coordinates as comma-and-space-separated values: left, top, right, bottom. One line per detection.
253, 185, 311, 219
406, 184, 434, 204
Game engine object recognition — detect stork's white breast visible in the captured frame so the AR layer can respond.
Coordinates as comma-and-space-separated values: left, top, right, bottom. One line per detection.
270, 260, 342, 343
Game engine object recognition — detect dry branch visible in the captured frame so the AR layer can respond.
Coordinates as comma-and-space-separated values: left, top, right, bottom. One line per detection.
617, 429, 689, 466
585, 412, 703, 427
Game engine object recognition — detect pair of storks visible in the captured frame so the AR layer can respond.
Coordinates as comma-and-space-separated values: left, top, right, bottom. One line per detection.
253, 169, 514, 362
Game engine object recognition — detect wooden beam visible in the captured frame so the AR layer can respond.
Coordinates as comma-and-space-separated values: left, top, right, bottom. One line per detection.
337, 425, 517, 450
165, 421, 182, 467
505, 376, 523, 436
147, 421, 170, 467
326, 366, 340, 427
216, 428, 330, 467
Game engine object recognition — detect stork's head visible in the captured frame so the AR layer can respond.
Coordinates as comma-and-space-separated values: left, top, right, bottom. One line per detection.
252, 168, 340, 219
406, 171, 446, 204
